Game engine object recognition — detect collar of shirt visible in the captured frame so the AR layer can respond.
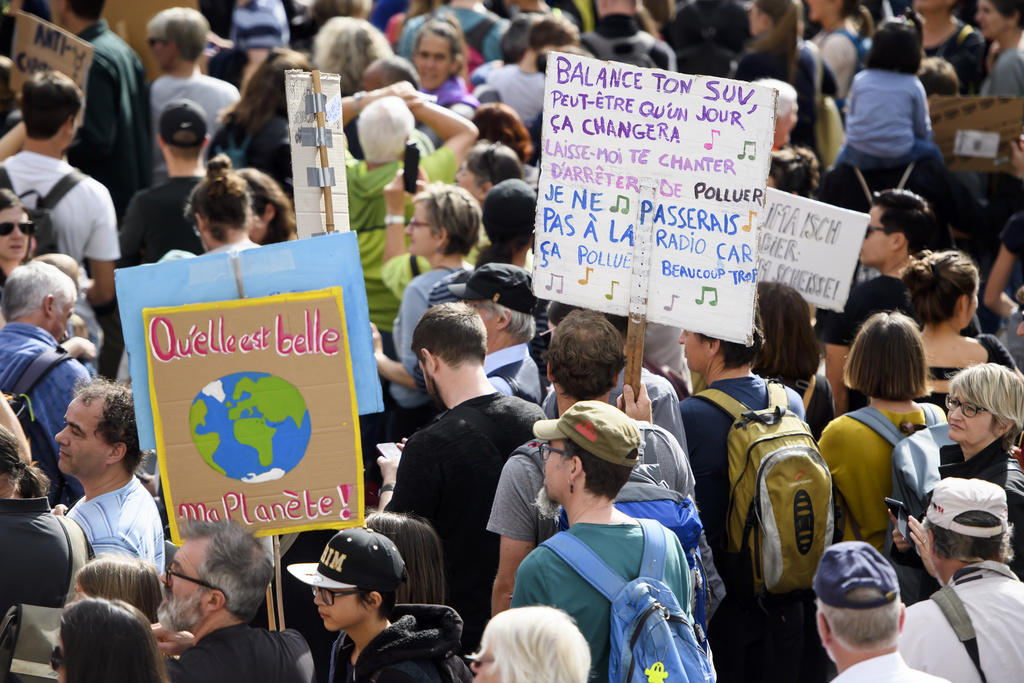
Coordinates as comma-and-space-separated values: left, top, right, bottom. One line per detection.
833, 652, 914, 683
950, 560, 1020, 586
1, 322, 59, 346
484, 342, 530, 375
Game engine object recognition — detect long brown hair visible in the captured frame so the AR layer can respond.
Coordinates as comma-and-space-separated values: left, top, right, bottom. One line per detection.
366, 511, 446, 605
753, 282, 820, 382
750, 0, 802, 82
221, 49, 312, 135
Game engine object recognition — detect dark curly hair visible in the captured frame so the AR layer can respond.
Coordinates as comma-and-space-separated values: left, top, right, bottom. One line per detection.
769, 146, 820, 198
74, 378, 143, 474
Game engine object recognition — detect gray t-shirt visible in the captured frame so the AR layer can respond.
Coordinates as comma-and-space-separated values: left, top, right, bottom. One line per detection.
150, 74, 240, 185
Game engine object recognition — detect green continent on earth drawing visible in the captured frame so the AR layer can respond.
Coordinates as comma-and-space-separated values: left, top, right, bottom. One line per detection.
188, 372, 312, 482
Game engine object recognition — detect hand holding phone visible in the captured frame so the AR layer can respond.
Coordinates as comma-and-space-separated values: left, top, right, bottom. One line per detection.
377, 443, 402, 460
885, 497, 912, 548
403, 142, 420, 194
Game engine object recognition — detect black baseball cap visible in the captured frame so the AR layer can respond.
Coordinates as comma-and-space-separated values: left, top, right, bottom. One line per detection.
160, 99, 207, 148
448, 263, 536, 314
287, 527, 405, 593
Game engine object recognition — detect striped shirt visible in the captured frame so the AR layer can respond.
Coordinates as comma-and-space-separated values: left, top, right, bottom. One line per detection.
68, 477, 164, 571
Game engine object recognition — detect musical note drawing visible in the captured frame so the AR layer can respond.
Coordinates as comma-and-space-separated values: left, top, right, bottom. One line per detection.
663, 294, 680, 311
611, 195, 629, 214
741, 210, 757, 232
545, 273, 564, 294
695, 286, 718, 306
737, 141, 756, 161
605, 281, 619, 300
578, 267, 594, 285
704, 129, 721, 151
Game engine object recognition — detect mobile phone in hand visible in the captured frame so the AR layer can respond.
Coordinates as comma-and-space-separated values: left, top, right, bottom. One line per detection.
377, 442, 402, 460
885, 497, 912, 543
403, 142, 420, 194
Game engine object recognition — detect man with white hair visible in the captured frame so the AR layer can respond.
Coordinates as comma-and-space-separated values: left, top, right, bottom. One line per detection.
0, 262, 90, 505
899, 478, 1024, 683
339, 83, 477, 344
814, 541, 950, 682
756, 78, 798, 150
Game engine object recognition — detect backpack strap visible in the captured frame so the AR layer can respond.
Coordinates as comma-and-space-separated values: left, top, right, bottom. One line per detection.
463, 13, 499, 51
930, 585, 988, 683
845, 407, 905, 447
921, 402, 944, 427
693, 388, 751, 421
444, 403, 507, 460
488, 360, 524, 399
541, 530, 629, 602
766, 380, 790, 411
956, 23, 974, 47
53, 515, 92, 605
12, 348, 71, 400
39, 170, 87, 210
0, 164, 12, 191
636, 518, 669, 583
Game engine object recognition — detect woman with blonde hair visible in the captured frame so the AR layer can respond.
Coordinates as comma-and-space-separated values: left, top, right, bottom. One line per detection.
313, 18, 393, 96
74, 556, 163, 623
470, 606, 590, 683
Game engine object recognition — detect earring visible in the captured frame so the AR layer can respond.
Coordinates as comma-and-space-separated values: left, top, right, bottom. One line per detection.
569, 481, 574, 494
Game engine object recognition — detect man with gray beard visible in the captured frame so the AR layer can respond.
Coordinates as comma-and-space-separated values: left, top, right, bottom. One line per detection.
153, 520, 316, 683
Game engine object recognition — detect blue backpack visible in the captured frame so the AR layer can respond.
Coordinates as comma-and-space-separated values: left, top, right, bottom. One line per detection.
541, 519, 716, 683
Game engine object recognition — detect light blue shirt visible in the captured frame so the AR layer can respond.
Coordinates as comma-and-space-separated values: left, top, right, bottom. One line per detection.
484, 343, 531, 396
67, 476, 165, 571
845, 69, 932, 159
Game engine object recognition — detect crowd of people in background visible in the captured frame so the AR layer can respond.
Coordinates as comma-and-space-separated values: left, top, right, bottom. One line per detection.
2, 0, 1024, 680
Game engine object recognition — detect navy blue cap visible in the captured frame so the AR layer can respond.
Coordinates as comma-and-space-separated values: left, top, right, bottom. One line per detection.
813, 542, 899, 609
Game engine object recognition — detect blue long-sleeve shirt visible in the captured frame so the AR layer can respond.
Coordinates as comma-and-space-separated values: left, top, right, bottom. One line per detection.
845, 69, 932, 159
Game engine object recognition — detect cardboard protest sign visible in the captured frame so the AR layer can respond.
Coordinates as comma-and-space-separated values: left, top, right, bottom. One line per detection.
929, 96, 1024, 173
11, 12, 93, 93
285, 70, 350, 238
117, 232, 383, 451
147, 288, 364, 542
758, 188, 868, 311
533, 52, 776, 344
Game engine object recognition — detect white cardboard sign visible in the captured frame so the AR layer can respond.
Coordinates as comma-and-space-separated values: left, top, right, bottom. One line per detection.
758, 188, 869, 311
532, 52, 777, 343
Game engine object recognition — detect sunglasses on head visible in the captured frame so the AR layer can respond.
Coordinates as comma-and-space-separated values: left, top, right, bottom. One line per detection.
0, 221, 35, 236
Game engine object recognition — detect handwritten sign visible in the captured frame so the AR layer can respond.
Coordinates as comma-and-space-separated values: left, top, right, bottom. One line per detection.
117, 232, 383, 451
11, 12, 94, 93
929, 96, 1024, 173
147, 288, 364, 542
758, 188, 868, 311
533, 52, 776, 343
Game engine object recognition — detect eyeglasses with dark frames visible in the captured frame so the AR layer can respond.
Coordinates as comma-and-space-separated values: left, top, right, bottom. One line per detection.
864, 226, 886, 239
538, 441, 568, 462
164, 567, 223, 593
946, 395, 989, 419
311, 586, 360, 606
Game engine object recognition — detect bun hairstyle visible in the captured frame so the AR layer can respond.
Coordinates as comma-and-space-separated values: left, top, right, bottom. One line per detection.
0, 424, 49, 499
187, 154, 253, 243
901, 250, 979, 326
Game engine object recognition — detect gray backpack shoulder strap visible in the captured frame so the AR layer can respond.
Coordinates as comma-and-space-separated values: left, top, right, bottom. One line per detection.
921, 402, 944, 427
54, 515, 93, 605
846, 406, 905, 446
930, 585, 987, 683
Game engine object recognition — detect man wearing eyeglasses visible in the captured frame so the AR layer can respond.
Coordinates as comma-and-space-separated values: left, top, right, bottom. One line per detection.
155, 520, 317, 683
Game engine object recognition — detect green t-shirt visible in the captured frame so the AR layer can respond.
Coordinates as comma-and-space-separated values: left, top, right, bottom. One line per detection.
511, 522, 691, 682
346, 145, 456, 332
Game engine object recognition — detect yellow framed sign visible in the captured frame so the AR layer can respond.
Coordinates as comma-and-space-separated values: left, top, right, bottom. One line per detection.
145, 288, 364, 543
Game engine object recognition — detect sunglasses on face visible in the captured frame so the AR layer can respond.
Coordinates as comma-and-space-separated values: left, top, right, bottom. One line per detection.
0, 221, 34, 236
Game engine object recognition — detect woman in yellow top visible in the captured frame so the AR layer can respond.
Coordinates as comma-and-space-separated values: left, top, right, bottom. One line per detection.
819, 311, 944, 551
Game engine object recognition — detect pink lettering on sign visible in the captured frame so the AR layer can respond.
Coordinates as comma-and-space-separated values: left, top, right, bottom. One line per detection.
208, 485, 356, 526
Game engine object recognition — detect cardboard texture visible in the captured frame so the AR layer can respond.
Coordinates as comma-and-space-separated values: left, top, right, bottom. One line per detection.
102, 0, 199, 82
533, 52, 776, 344
285, 70, 351, 238
146, 288, 364, 543
929, 96, 1024, 173
758, 188, 869, 311
117, 232, 384, 452
11, 12, 93, 93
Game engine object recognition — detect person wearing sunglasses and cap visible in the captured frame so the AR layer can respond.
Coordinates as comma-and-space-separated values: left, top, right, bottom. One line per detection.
289, 527, 473, 683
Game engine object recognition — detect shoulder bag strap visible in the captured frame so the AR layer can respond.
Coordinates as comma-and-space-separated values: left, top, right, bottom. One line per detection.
930, 585, 988, 683
845, 407, 905, 447
53, 515, 92, 605
12, 348, 71, 398
835, 488, 864, 541
637, 519, 668, 582
897, 162, 916, 190
766, 380, 790, 411
541, 532, 628, 602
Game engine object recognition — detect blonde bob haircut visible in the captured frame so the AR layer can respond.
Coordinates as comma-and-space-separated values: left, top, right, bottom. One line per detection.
845, 312, 928, 401
474, 606, 590, 683
948, 363, 1024, 451
75, 556, 163, 623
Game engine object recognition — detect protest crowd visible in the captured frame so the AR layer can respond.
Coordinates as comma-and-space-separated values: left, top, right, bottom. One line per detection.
5, 0, 1024, 681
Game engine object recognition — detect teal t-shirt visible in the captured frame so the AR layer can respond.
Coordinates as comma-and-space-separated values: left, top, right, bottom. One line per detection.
511, 522, 691, 682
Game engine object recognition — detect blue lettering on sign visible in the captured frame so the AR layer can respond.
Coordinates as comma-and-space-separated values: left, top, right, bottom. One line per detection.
661, 262, 727, 279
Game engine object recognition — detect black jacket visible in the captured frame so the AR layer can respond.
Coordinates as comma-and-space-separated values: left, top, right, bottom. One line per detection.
329, 604, 473, 683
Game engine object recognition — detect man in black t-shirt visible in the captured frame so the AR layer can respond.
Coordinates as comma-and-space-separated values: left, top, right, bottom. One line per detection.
823, 189, 930, 414
378, 302, 545, 653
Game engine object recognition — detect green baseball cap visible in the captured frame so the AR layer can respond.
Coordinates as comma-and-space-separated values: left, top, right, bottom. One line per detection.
533, 401, 641, 467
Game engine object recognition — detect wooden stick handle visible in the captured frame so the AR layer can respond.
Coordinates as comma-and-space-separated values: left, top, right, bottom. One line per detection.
311, 70, 335, 233
623, 314, 646, 399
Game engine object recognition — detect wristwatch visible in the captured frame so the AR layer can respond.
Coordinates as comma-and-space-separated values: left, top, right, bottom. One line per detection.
353, 91, 367, 114
384, 214, 406, 226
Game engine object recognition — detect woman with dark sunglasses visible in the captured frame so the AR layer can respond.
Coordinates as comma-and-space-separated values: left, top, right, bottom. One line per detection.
0, 189, 33, 301
56, 596, 169, 683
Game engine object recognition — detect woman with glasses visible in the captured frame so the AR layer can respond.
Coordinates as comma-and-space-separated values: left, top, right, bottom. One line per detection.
903, 250, 1022, 409
0, 189, 33, 305
56, 596, 169, 683
288, 527, 473, 683
469, 606, 590, 683
455, 141, 523, 206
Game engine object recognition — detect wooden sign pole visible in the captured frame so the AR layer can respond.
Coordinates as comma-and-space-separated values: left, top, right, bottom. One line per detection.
311, 70, 335, 233
623, 313, 646, 398
274, 536, 286, 630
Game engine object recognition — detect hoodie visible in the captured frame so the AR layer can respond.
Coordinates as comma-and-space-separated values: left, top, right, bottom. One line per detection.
328, 604, 474, 683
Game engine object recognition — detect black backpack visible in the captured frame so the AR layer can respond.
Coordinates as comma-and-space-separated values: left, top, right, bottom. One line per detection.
581, 30, 658, 68
7, 347, 72, 444
0, 165, 87, 257
666, 0, 750, 77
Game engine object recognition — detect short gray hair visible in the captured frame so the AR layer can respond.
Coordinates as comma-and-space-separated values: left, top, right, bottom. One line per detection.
817, 589, 901, 652
357, 96, 414, 164
477, 300, 536, 345
756, 78, 798, 119
147, 8, 210, 62
925, 512, 1014, 565
1, 261, 76, 322
182, 520, 273, 622
948, 363, 1024, 451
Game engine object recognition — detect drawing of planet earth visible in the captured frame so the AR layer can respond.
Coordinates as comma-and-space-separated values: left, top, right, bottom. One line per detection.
188, 372, 312, 483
